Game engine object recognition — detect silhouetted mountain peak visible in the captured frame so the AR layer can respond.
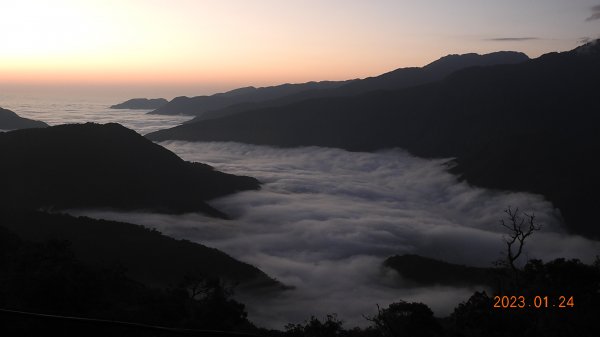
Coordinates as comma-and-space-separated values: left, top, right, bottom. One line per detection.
215, 86, 257, 97
423, 51, 529, 73
0, 107, 48, 130
0, 107, 18, 118
331, 50, 529, 95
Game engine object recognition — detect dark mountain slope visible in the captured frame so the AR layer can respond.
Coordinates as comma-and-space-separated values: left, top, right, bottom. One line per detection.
0, 123, 259, 217
149, 80, 354, 116
0, 217, 274, 334
110, 98, 168, 109
147, 41, 600, 238
0, 211, 278, 289
384, 254, 495, 287
190, 51, 528, 121
0, 107, 48, 130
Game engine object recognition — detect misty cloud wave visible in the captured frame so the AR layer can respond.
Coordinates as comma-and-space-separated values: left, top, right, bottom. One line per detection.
73, 141, 600, 328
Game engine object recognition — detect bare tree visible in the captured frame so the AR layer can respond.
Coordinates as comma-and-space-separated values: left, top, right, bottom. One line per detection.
500, 206, 541, 272
180, 272, 234, 301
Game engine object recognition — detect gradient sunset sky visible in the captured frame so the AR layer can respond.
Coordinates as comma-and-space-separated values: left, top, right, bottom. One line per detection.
2, 0, 599, 99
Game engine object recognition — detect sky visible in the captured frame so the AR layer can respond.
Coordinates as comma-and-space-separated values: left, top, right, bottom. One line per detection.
1, 0, 600, 99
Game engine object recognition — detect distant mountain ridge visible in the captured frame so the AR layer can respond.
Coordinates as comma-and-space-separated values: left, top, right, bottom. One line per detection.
147, 41, 600, 238
183, 51, 529, 122
339, 50, 529, 94
0, 107, 48, 130
149, 80, 355, 116
110, 98, 168, 109
0, 123, 259, 217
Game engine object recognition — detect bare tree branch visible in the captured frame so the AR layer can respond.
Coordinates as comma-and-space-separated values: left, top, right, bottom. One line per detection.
500, 206, 541, 272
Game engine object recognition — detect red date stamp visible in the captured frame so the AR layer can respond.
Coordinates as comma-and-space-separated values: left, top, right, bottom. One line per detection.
493, 295, 574, 309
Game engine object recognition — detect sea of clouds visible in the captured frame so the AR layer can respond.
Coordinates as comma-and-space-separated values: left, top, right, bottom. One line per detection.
72, 141, 600, 328
6, 95, 598, 328
0, 95, 192, 135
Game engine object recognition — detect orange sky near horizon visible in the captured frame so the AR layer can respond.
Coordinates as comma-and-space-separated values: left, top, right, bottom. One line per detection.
1, 0, 599, 98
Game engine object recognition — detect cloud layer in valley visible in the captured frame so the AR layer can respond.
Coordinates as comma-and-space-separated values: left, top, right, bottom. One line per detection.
73, 141, 600, 328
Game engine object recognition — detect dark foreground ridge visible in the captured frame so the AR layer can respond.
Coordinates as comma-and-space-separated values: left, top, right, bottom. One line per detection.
110, 98, 168, 109
3, 225, 597, 337
0, 211, 279, 289
147, 41, 600, 238
0, 221, 277, 335
0, 123, 260, 217
0, 107, 48, 130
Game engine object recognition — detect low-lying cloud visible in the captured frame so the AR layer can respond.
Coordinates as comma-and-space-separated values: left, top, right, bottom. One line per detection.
73, 141, 600, 328
487, 37, 540, 41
